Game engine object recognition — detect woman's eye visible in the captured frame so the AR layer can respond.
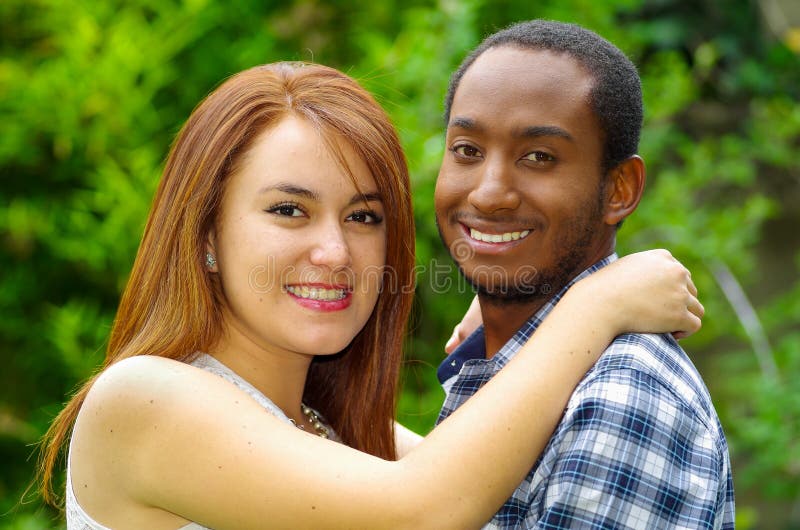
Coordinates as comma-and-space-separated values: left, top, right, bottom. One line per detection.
267, 203, 305, 217
347, 209, 383, 224
523, 151, 555, 163
451, 144, 482, 158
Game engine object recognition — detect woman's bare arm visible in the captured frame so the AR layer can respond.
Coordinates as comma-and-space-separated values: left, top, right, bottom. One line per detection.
395, 421, 423, 458
71, 249, 701, 530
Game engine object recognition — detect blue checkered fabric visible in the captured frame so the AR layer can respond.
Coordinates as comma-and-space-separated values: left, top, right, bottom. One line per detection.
437, 255, 735, 529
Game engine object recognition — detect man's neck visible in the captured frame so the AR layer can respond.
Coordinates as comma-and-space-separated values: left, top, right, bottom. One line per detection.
480, 298, 547, 359
479, 248, 617, 359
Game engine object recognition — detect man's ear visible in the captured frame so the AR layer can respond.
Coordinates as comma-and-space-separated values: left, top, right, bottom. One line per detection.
603, 155, 646, 226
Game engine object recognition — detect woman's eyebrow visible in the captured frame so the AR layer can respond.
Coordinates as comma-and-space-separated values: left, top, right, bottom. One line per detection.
258, 183, 320, 201
348, 192, 382, 207
258, 184, 381, 206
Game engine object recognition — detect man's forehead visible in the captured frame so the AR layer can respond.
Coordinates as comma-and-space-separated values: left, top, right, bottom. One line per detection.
448, 47, 595, 132
455, 46, 592, 98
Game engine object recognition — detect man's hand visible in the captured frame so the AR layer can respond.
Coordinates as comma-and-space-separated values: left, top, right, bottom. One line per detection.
445, 296, 482, 354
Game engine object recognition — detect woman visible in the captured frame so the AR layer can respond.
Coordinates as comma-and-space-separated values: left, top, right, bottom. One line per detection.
38, 62, 702, 529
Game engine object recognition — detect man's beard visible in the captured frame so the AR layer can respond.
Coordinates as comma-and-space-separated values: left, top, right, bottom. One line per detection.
438, 193, 604, 307
466, 230, 594, 306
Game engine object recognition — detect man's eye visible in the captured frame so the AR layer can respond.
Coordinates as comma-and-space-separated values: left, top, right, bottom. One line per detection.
523, 151, 555, 163
347, 210, 383, 224
451, 144, 482, 158
267, 203, 304, 217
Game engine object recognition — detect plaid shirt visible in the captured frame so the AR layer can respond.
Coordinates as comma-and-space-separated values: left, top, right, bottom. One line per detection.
437, 255, 735, 529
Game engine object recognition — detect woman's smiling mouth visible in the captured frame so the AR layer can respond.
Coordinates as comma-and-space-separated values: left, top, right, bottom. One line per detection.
285, 285, 349, 301
285, 283, 354, 312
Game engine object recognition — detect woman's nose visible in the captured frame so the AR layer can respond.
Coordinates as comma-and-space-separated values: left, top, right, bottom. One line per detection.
308, 223, 352, 270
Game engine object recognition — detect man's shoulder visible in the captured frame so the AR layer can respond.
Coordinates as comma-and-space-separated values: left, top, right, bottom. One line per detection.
570, 333, 721, 435
525, 333, 735, 530
590, 332, 704, 396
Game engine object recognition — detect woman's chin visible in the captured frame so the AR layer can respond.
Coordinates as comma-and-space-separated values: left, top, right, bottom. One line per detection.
296, 337, 353, 357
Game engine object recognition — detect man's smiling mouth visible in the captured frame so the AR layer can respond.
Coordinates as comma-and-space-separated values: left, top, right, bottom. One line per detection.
469, 227, 531, 243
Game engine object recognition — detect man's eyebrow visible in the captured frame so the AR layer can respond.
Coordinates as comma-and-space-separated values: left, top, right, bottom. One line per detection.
448, 117, 479, 130
258, 183, 319, 200
520, 125, 574, 141
348, 192, 382, 207
448, 119, 572, 142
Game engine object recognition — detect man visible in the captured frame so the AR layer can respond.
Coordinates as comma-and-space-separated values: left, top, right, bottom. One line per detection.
435, 20, 734, 529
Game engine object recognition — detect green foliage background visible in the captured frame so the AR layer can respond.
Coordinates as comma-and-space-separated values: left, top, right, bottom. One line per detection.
1, 0, 799, 528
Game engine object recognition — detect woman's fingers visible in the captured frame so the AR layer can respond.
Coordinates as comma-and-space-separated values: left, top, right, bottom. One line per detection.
670, 264, 702, 341
687, 275, 698, 297
688, 295, 705, 320
672, 291, 703, 340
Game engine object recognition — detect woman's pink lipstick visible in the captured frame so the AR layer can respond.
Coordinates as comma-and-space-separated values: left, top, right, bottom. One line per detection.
285, 283, 353, 312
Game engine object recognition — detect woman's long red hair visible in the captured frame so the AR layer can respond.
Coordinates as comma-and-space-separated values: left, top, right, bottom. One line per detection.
38, 62, 415, 506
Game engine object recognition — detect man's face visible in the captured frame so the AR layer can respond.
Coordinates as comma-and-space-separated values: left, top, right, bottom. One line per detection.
435, 46, 614, 304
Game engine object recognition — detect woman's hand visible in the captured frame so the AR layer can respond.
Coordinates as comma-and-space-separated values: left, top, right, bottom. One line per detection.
448, 250, 702, 353
570, 249, 703, 339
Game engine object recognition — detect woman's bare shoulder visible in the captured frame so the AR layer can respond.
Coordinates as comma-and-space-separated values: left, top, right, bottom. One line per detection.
75, 357, 206, 453
71, 356, 286, 526
79, 355, 246, 433
83, 357, 192, 415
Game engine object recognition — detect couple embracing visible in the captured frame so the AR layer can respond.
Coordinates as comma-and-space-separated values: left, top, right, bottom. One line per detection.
40, 20, 733, 530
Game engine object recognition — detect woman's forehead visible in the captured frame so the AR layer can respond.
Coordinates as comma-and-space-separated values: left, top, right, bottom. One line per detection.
231, 116, 379, 199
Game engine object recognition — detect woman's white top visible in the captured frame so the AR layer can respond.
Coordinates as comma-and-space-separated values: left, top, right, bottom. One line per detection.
66, 353, 336, 529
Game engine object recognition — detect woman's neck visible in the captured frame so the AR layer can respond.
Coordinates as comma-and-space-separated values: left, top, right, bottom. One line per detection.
208, 329, 314, 425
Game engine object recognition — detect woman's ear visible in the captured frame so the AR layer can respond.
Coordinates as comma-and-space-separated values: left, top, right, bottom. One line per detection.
603, 155, 646, 226
205, 230, 218, 272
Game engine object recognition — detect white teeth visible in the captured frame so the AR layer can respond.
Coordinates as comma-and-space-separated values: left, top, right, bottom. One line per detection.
286, 286, 347, 301
470, 228, 531, 243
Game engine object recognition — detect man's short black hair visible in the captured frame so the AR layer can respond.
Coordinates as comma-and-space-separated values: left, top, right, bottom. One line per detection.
444, 20, 643, 173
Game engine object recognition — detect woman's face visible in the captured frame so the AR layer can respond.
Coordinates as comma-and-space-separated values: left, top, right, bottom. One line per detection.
210, 116, 387, 358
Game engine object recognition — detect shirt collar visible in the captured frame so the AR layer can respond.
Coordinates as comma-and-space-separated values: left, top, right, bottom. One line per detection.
437, 253, 618, 384
436, 324, 486, 383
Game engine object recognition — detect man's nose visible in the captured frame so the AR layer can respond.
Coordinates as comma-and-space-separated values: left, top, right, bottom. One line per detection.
467, 158, 521, 214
